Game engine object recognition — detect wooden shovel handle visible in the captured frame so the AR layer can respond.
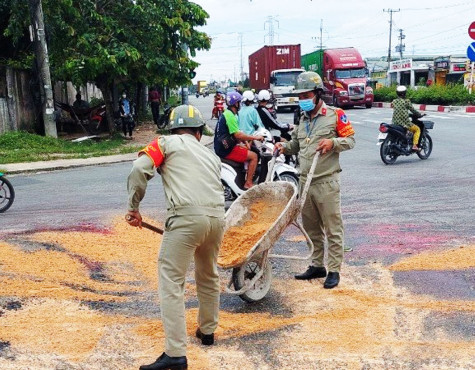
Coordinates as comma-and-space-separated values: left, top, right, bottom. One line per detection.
125, 215, 164, 234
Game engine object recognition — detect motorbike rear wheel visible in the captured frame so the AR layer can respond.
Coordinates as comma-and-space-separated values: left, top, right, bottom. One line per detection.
417, 133, 433, 160
274, 172, 299, 187
222, 180, 236, 202
380, 137, 398, 165
0, 176, 15, 213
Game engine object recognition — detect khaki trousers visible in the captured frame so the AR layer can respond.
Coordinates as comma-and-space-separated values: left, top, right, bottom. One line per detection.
301, 176, 345, 272
158, 214, 224, 357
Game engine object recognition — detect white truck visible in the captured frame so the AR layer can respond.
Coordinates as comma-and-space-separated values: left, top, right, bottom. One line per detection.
269, 68, 305, 111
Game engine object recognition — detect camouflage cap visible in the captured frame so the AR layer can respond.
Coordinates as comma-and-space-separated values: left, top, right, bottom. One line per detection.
168, 104, 205, 130
294, 71, 324, 93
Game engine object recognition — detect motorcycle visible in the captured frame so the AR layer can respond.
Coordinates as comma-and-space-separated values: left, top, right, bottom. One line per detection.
157, 104, 174, 129
195, 92, 200, 98
88, 104, 107, 134
211, 97, 225, 119
220, 128, 299, 201
0, 173, 15, 213
377, 113, 434, 165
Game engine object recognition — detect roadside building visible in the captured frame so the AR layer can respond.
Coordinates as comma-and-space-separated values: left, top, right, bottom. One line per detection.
434, 55, 469, 85
387, 57, 434, 87
365, 58, 389, 89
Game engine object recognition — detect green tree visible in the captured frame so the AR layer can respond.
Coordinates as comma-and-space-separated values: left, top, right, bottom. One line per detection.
0, 0, 211, 133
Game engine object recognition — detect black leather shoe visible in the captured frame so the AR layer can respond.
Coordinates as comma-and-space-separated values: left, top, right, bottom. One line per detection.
139, 352, 187, 370
323, 272, 340, 289
196, 328, 214, 345
294, 266, 327, 280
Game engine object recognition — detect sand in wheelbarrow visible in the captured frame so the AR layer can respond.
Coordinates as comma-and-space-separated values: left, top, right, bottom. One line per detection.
218, 200, 286, 268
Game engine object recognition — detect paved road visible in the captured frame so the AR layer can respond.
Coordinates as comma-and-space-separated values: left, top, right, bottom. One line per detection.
2, 102, 475, 246
1, 101, 474, 368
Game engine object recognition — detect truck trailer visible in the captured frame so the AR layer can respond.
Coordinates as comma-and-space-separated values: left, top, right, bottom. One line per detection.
301, 47, 373, 108
249, 44, 303, 110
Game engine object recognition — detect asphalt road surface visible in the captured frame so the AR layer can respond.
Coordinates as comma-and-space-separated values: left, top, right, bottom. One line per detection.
1, 98, 474, 368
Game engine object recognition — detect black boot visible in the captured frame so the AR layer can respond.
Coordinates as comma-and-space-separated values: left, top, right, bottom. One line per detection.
139, 353, 187, 370
196, 328, 214, 345
324, 272, 340, 289
294, 266, 327, 280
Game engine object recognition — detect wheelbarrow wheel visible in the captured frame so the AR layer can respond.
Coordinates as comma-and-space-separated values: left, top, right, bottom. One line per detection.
232, 258, 272, 302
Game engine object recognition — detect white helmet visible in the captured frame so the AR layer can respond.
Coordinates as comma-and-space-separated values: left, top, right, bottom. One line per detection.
257, 89, 271, 101
242, 90, 255, 102
396, 85, 407, 93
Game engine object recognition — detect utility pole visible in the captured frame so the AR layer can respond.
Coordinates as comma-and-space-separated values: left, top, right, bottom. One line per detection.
28, 0, 57, 138
396, 29, 406, 59
238, 33, 244, 83
181, 43, 189, 105
264, 16, 279, 45
311, 20, 325, 73
383, 8, 400, 63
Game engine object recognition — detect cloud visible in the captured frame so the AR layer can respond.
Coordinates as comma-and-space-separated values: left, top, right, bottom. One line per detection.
191, 0, 475, 83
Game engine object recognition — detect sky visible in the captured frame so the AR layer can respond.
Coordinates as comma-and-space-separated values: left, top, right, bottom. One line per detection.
190, 0, 475, 84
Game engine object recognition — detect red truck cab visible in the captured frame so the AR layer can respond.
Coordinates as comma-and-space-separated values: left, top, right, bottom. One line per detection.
321, 48, 374, 108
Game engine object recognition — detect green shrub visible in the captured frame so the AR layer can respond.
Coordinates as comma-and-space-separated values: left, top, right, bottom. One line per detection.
0, 131, 140, 164
374, 84, 474, 105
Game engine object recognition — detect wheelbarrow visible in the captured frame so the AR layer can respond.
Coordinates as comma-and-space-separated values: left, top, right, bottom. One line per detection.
217, 153, 319, 302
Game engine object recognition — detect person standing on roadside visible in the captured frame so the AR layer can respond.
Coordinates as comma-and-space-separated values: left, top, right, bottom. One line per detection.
126, 105, 225, 370
275, 71, 355, 289
120, 92, 135, 139
149, 86, 162, 128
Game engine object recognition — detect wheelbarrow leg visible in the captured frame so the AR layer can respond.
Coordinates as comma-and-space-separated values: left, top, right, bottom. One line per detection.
268, 220, 315, 261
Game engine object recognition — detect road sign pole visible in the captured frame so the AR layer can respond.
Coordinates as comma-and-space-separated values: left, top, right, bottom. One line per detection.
470, 62, 474, 95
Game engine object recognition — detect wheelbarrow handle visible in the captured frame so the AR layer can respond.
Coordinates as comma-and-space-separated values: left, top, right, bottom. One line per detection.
125, 214, 164, 234
299, 152, 319, 212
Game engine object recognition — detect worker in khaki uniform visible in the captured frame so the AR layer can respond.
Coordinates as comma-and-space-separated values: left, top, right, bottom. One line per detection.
276, 71, 355, 289
126, 105, 225, 370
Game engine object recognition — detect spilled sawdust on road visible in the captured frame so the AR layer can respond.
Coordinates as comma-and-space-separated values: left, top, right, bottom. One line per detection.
389, 244, 475, 271
0, 218, 474, 369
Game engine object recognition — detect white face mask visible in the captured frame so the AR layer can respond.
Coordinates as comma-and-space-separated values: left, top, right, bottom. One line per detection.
122, 94, 126, 99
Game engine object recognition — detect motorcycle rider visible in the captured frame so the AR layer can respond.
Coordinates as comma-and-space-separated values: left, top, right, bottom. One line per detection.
256, 89, 293, 142
392, 85, 422, 151
211, 90, 225, 119
238, 90, 264, 135
214, 91, 264, 189
275, 71, 355, 289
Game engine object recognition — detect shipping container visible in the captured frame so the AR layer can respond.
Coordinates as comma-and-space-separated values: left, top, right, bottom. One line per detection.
301, 50, 324, 76
248, 44, 301, 90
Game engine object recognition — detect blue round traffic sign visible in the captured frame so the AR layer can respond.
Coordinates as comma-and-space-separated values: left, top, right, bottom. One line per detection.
468, 42, 475, 62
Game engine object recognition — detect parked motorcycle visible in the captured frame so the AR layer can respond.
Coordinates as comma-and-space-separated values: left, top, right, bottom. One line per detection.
0, 173, 15, 213
88, 104, 107, 134
195, 92, 200, 98
221, 128, 299, 201
377, 113, 434, 165
157, 104, 174, 129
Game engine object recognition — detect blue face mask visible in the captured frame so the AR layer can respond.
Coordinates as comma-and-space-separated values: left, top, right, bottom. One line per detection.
299, 98, 315, 112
